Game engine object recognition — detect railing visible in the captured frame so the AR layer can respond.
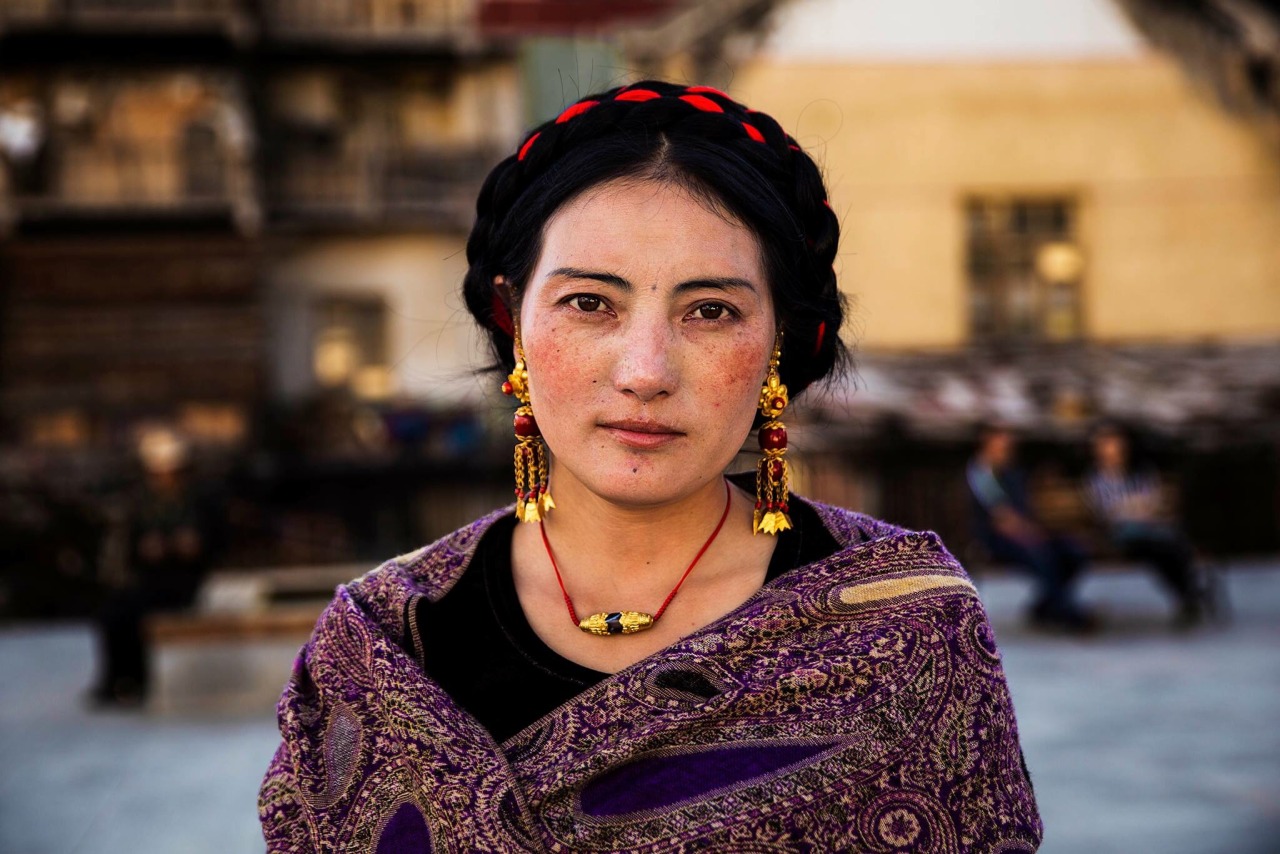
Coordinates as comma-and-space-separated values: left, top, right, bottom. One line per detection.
11, 138, 248, 216
0, 0, 55, 22
262, 0, 476, 39
0, 0, 248, 31
269, 142, 497, 227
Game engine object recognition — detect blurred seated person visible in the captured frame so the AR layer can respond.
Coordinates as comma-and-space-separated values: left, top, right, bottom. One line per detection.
1085, 422, 1203, 626
88, 427, 221, 707
967, 424, 1093, 631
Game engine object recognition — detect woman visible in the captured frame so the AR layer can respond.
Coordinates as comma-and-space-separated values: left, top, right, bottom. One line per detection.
260, 82, 1042, 852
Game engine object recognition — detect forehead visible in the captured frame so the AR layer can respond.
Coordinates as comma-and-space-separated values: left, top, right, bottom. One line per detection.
537, 178, 765, 284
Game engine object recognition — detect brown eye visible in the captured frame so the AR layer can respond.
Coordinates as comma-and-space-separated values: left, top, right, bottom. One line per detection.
572, 295, 602, 312
694, 303, 727, 320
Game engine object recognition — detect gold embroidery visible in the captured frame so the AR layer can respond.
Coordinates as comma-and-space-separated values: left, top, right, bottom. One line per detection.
837, 574, 975, 607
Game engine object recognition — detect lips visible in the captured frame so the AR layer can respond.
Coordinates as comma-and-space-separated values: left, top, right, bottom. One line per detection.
599, 418, 685, 450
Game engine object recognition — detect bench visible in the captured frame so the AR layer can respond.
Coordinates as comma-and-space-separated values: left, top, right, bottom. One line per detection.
146, 564, 366, 641
965, 472, 1229, 626
145, 563, 366, 712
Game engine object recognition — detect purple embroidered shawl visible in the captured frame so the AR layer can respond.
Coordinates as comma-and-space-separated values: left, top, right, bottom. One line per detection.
259, 500, 1042, 852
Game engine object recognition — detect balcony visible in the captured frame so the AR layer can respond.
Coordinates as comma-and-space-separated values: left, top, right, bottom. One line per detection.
6, 137, 256, 231
0, 0, 252, 37
261, 0, 480, 50
268, 140, 497, 230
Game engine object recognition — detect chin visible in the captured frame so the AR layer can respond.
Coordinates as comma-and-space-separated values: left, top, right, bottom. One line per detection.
578, 459, 716, 508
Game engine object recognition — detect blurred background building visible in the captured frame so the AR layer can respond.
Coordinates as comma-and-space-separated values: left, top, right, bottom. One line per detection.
1, 0, 1278, 618
733, 0, 1280, 559
0, 0, 778, 614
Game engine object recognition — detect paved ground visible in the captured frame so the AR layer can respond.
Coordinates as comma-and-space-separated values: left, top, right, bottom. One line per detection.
982, 563, 1280, 854
1, 562, 1278, 853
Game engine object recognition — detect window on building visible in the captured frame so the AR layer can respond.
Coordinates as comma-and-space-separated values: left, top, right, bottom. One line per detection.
965, 196, 1085, 343
311, 295, 391, 399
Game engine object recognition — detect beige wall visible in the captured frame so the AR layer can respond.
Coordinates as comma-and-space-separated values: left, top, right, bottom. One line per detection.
734, 57, 1280, 349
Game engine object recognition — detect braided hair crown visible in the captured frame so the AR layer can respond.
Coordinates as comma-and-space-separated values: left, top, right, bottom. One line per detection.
462, 80, 848, 398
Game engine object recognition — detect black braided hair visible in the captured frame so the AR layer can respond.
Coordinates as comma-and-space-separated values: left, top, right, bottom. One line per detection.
461, 80, 848, 398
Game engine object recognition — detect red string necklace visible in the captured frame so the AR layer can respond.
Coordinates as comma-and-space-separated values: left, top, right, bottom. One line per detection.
539, 478, 733, 636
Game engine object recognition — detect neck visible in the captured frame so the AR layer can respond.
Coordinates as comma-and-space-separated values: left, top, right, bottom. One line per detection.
537, 470, 738, 598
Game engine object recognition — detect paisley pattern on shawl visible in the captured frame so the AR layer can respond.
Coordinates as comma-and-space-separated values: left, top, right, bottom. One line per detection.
259, 498, 1043, 852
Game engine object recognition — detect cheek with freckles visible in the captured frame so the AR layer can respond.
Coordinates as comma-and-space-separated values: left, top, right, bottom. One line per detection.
522, 319, 611, 436
689, 332, 772, 435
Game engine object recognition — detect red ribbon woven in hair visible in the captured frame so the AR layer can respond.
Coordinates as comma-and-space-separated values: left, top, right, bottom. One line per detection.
616, 89, 660, 102
686, 85, 730, 100
556, 100, 599, 124
680, 94, 724, 113
742, 122, 765, 143
518, 132, 540, 161
812, 321, 826, 357
491, 293, 514, 336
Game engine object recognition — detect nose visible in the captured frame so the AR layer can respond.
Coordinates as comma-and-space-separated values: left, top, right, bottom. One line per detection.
612, 316, 678, 403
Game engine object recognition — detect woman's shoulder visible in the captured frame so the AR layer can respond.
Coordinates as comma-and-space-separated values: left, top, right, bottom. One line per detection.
315, 506, 513, 638
794, 494, 914, 547
376, 507, 511, 592
787, 500, 987, 647
793, 494, 973, 579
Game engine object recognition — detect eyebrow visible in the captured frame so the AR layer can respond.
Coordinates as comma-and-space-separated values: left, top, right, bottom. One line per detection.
546, 266, 760, 295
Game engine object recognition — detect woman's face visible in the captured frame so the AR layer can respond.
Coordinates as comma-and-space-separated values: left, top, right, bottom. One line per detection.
517, 177, 776, 508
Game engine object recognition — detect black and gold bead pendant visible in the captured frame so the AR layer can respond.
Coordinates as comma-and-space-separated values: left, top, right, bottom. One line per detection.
579, 611, 655, 636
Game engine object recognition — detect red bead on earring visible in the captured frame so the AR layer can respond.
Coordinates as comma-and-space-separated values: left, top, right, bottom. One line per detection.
754, 334, 792, 535
504, 334, 555, 523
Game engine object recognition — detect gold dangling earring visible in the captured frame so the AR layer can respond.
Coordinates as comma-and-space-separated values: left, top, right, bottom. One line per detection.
501, 330, 555, 522
754, 332, 792, 535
